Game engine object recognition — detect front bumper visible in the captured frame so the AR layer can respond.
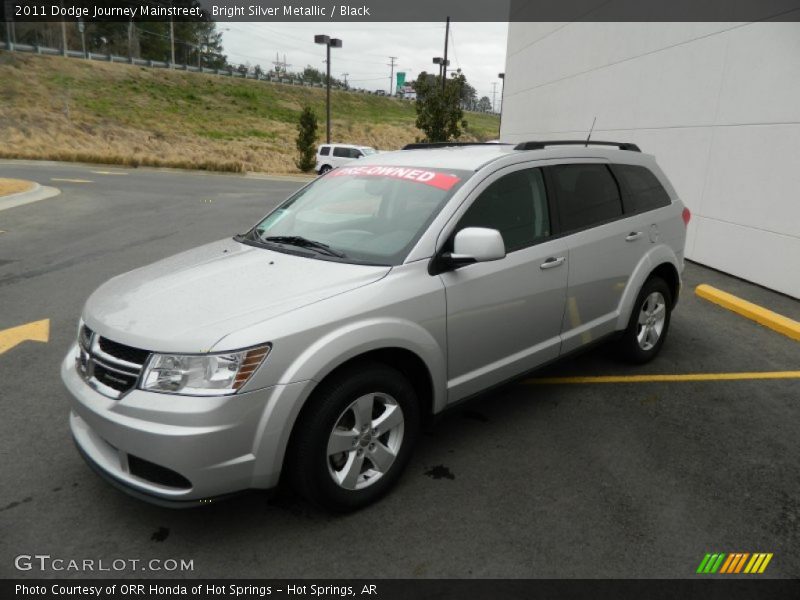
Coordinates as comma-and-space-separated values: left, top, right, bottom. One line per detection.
61, 344, 311, 505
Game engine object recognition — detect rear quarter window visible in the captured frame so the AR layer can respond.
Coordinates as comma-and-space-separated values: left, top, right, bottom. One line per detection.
319, 146, 330, 156
549, 164, 623, 233
612, 164, 672, 214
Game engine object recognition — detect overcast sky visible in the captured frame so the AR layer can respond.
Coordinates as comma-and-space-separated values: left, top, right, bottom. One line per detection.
221, 22, 508, 103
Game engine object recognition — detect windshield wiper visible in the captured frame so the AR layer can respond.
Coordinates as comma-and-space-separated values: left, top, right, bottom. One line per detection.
262, 235, 346, 258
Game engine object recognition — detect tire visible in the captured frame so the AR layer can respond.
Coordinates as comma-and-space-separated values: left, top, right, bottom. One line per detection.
318, 165, 332, 175
618, 276, 673, 364
288, 362, 420, 512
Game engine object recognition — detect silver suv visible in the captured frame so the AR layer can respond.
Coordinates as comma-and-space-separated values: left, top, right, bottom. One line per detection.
62, 141, 689, 511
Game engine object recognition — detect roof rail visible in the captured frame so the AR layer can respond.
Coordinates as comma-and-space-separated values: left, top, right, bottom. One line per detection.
514, 140, 641, 152
402, 142, 508, 150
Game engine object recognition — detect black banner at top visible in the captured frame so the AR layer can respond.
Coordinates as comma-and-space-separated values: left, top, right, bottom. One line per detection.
2, 0, 800, 22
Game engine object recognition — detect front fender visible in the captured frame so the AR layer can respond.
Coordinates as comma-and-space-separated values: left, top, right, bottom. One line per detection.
281, 317, 446, 411
247, 318, 446, 489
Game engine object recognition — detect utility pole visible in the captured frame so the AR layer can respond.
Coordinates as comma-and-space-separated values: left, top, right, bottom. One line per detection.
342, 73, 349, 89
273, 53, 291, 74
59, 2, 67, 56
388, 57, 397, 96
442, 16, 450, 93
491, 82, 499, 113
4, 0, 16, 50
127, 18, 134, 60
78, 19, 86, 58
168, 4, 175, 66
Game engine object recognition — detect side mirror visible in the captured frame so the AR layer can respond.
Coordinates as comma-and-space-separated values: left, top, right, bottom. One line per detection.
453, 227, 506, 262
438, 227, 505, 271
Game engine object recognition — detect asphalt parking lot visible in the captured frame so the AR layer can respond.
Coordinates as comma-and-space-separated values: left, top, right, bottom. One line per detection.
0, 160, 798, 579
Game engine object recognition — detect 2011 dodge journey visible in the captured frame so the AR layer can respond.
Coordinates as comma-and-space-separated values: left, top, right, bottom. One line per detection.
62, 140, 690, 511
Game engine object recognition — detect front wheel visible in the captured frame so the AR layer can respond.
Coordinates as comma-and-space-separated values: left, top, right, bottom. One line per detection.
288, 362, 420, 512
618, 276, 672, 364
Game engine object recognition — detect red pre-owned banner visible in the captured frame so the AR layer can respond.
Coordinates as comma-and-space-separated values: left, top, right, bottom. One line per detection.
329, 165, 461, 191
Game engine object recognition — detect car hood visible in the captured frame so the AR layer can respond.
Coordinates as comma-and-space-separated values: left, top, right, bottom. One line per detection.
83, 238, 390, 353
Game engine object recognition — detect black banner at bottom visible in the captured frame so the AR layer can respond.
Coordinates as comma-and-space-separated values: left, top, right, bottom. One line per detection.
4, 579, 800, 600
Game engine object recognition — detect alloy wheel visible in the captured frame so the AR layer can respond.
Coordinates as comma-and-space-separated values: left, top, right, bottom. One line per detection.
326, 393, 405, 490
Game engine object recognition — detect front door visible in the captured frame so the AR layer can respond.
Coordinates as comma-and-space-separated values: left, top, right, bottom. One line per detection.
440, 166, 568, 403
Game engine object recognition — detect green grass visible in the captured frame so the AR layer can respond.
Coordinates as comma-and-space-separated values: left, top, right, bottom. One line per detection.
0, 52, 500, 173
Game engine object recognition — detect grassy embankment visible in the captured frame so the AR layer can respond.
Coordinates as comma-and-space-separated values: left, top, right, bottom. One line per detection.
0, 52, 500, 174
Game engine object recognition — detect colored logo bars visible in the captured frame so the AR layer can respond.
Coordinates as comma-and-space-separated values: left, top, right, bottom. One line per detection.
697, 553, 773, 574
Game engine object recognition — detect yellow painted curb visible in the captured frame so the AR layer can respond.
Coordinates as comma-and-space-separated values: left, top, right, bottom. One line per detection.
695, 284, 800, 341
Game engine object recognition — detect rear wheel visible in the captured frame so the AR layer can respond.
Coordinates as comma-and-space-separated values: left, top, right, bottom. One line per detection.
318, 164, 332, 175
288, 362, 419, 512
618, 276, 672, 364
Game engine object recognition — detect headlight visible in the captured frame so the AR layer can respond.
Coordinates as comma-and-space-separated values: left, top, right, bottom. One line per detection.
140, 345, 270, 396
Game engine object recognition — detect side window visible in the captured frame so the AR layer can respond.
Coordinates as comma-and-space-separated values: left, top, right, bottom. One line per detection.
549, 164, 622, 233
333, 147, 350, 158
457, 168, 550, 253
612, 164, 672, 214
319, 146, 330, 156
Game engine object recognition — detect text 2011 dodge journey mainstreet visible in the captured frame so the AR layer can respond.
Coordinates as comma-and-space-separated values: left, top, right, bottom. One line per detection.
62, 140, 690, 511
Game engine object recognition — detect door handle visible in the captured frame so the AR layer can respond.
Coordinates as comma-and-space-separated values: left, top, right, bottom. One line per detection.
625, 231, 643, 242
540, 256, 566, 270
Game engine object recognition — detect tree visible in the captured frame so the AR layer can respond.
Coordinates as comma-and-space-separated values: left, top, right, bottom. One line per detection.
460, 80, 478, 111
301, 65, 343, 87
295, 107, 319, 172
413, 71, 468, 143
476, 96, 493, 113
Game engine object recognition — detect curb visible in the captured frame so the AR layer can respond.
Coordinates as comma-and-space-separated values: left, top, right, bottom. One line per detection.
0, 183, 61, 212
695, 284, 800, 341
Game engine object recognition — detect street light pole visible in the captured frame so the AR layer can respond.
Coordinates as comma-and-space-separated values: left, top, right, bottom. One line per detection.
442, 16, 450, 93
315, 34, 342, 145
326, 43, 331, 141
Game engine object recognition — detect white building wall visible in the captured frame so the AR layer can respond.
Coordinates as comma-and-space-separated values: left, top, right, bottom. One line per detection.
501, 22, 800, 298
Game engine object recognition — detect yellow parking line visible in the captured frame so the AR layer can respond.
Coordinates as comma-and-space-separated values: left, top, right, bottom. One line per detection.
525, 371, 800, 384
51, 178, 93, 183
696, 284, 800, 341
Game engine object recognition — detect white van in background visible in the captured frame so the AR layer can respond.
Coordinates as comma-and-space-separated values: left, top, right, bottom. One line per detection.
316, 144, 377, 174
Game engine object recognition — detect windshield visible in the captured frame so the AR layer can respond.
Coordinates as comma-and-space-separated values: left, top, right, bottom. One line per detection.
246, 165, 470, 265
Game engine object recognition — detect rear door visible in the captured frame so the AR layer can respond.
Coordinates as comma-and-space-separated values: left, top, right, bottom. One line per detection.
546, 161, 641, 353
440, 165, 568, 402
332, 146, 352, 168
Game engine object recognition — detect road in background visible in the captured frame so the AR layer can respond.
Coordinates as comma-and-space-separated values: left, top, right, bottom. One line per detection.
0, 161, 798, 579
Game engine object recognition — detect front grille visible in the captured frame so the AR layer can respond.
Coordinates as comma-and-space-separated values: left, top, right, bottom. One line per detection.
128, 455, 192, 489
98, 337, 150, 365
77, 326, 150, 399
93, 363, 139, 392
